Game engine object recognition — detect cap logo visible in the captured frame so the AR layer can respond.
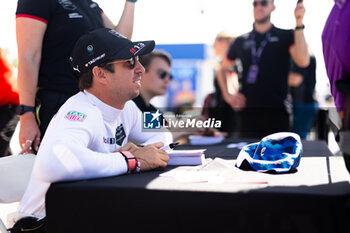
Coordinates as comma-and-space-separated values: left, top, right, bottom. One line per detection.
85, 53, 106, 67
261, 147, 266, 156
130, 48, 136, 54
108, 29, 127, 39
130, 43, 145, 55
87, 45, 94, 53
73, 65, 80, 73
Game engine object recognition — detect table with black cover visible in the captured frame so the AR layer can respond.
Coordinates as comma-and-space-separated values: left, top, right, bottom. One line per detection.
46, 139, 350, 233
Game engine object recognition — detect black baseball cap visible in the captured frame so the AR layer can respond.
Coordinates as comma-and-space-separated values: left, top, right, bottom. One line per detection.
70, 28, 155, 76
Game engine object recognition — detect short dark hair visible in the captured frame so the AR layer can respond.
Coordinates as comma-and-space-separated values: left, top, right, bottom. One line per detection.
78, 62, 115, 90
139, 50, 172, 71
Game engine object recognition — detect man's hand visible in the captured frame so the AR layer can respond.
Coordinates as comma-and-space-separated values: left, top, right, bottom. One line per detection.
288, 72, 303, 87
295, 0, 305, 26
224, 93, 246, 111
115, 142, 140, 154
19, 113, 41, 154
132, 142, 169, 171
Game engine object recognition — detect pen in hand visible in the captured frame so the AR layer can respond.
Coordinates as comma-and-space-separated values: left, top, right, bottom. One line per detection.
160, 142, 179, 151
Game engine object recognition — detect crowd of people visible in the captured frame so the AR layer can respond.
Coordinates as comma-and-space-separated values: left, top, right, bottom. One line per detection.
0, 0, 349, 232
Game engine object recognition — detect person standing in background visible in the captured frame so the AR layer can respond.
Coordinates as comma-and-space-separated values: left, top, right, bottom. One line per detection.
288, 54, 318, 139
202, 30, 237, 136
322, 0, 350, 172
0, 48, 19, 156
217, 0, 309, 139
16, 0, 137, 154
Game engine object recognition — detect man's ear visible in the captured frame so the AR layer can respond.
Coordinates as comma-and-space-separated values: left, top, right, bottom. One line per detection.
92, 66, 107, 84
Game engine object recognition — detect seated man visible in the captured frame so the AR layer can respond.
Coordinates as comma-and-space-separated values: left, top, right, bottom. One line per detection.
8, 28, 172, 231
133, 50, 172, 113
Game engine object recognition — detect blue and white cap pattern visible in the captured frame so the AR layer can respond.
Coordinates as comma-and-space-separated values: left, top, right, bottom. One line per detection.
236, 132, 303, 173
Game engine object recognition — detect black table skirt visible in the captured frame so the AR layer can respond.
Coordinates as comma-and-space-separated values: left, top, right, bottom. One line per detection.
46, 140, 350, 233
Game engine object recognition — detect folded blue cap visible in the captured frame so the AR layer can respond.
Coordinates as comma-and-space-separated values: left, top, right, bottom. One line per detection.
236, 132, 303, 173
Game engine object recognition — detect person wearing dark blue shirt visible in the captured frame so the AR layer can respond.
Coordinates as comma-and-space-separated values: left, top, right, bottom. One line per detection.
217, 0, 309, 138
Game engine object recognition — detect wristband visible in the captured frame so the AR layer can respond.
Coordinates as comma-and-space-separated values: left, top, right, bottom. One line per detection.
18, 105, 35, 115
120, 151, 140, 173
295, 25, 305, 30
126, 0, 137, 2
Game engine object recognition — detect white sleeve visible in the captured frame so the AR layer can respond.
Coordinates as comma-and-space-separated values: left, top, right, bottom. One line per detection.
33, 112, 128, 183
127, 102, 173, 145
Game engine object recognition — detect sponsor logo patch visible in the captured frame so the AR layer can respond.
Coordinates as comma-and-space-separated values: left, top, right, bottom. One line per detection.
58, 0, 77, 10
103, 124, 126, 145
103, 137, 116, 145
87, 45, 94, 53
68, 13, 83, 18
64, 111, 87, 122
115, 124, 126, 146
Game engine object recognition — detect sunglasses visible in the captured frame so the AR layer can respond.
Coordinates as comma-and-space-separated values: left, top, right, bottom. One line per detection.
253, 0, 268, 7
157, 69, 173, 80
107, 56, 139, 69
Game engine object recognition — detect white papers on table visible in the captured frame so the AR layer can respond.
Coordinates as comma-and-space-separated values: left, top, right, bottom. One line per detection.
189, 135, 225, 145
161, 158, 268, 184
160, 169, 268, 184
167, 149, 206, 166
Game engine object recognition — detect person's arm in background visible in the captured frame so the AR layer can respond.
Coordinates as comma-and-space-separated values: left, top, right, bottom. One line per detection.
16, 17, 47, 154
289, 1, 310, 68
288, 60, 304, 88
217, 58, 246, 111
288, 72, 303, 88
102, 0, 136, 39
